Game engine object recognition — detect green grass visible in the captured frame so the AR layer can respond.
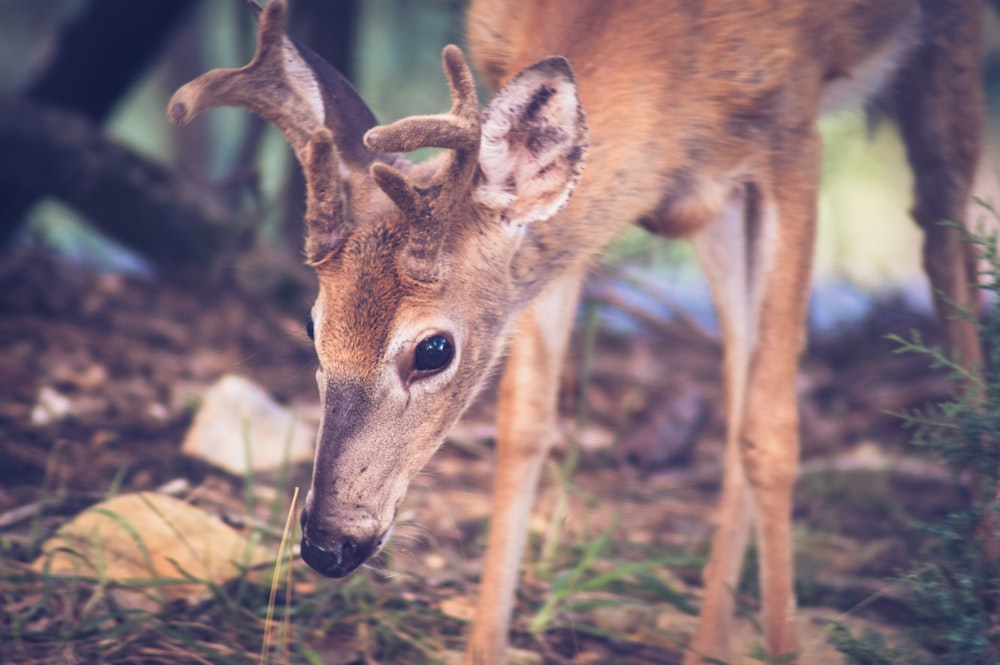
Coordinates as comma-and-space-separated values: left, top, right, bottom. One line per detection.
0, 414, 463, 665
0, 507, 464, 665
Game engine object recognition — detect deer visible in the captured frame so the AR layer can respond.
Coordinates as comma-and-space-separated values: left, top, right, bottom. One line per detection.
168, 0, 984, 663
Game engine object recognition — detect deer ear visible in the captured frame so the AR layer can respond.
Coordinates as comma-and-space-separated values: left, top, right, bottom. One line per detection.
476, 57, 589, 227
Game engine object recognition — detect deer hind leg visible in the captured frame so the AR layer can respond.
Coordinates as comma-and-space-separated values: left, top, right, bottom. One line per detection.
686, 150, 818, 664
894, 0, 982, 369
684, 186, 757, 665
464, 271, 584, 665
895, 0, 995, 561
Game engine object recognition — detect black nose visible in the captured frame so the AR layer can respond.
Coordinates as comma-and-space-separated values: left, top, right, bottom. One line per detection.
300, 528, 377, 578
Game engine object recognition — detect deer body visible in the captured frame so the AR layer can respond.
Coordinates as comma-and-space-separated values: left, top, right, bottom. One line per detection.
467, 2, 982, 662
169, 1, 983, 663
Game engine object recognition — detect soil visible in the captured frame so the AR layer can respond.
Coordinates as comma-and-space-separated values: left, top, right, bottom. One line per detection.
0, 247, 968, 664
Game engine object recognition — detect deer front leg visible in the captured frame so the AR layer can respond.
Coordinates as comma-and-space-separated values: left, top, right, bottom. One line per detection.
464, 272, 584, 665
685, 190, 758, 664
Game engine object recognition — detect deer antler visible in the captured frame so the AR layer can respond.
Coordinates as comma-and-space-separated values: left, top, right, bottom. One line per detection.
364, 46, 480, 182
364, 45, 482, 283
301, 129, 342, 263
168, 0, 321, 162
168, 1, 485, 276
167, 0, 387, 263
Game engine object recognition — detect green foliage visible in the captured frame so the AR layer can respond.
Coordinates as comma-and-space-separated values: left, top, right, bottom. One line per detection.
827, 623, 908, 665
529, 526, 699, 634
834, 209, 1000, 664
0, 441, 454, 665
745, 642, 798, 665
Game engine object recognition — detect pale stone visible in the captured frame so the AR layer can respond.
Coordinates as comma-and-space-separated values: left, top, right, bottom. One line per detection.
649, 608, 697, 649
30, 385, 75, 425
590, 603, 652, 634
506, 648, 543, 665
439, 596, 477, 622
424, 552, 448, 570
181, 374, 315, 474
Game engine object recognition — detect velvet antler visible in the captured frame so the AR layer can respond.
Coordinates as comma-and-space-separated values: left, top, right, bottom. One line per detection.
167, 0, 384, 262
364, 46, 482, 283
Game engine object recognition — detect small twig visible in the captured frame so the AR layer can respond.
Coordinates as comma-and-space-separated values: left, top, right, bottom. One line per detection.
0, 502, 41, 530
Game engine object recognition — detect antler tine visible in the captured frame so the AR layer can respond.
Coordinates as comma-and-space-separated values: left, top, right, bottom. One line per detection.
363, 45, 481, 171
441, 45, 480, 122
303, 129, 347, 265
357, 45, 482, 283
167, 0, 321, 161
169, 0, 385, 263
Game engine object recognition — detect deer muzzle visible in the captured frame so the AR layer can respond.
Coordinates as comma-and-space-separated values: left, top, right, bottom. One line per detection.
299, 504, 388, 577
300, 377, 406, 577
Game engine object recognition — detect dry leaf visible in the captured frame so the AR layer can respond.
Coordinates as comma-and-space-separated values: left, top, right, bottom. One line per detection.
33, 492, 273, 608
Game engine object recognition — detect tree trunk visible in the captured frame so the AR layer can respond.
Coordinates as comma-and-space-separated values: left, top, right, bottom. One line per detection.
0, 96, 241, 273
0, 0, 199, 246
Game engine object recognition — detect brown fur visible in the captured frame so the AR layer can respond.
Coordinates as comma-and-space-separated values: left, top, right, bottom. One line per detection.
466, 1, 983, 664
169, 1, 984, 663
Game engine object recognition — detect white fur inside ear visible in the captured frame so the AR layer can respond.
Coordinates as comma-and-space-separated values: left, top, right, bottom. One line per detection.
476, 58, 588, 227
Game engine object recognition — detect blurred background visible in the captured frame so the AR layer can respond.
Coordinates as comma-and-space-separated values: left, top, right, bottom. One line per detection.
1, 0, 998, 331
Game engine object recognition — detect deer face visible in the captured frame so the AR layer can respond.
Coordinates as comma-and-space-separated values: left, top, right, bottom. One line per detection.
168, 0, 587, 577
299, 212, 517, 576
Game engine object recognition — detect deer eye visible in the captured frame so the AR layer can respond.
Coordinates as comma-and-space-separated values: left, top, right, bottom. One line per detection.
414, 335, 453, 372
305, 313, 315, 341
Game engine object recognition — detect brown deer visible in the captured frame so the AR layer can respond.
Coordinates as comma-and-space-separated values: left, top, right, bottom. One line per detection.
168, 0, 983, 663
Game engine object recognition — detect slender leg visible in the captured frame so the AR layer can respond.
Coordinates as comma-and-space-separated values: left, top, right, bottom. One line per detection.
686, 189, 757, 665
742, 167, 817, 661
464, 272, 584, 665
687, 137, 818, 663
894, 0, 982, 371
895, 0, 990, 557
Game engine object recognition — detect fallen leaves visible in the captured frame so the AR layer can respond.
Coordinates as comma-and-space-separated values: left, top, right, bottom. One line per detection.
32, 491, 273, 609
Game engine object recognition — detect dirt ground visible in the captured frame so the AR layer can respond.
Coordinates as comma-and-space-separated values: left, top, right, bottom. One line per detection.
0, 247, 968, 664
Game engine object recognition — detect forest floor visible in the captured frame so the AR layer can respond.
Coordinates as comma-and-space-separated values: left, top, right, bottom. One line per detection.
0, 248, 969, 664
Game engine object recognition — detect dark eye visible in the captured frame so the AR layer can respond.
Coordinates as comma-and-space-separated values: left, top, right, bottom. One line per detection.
305, 313, 315, 341
414, 335, 453, 372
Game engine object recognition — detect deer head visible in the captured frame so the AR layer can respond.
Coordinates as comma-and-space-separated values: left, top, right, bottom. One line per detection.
169, 0, 587, 577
